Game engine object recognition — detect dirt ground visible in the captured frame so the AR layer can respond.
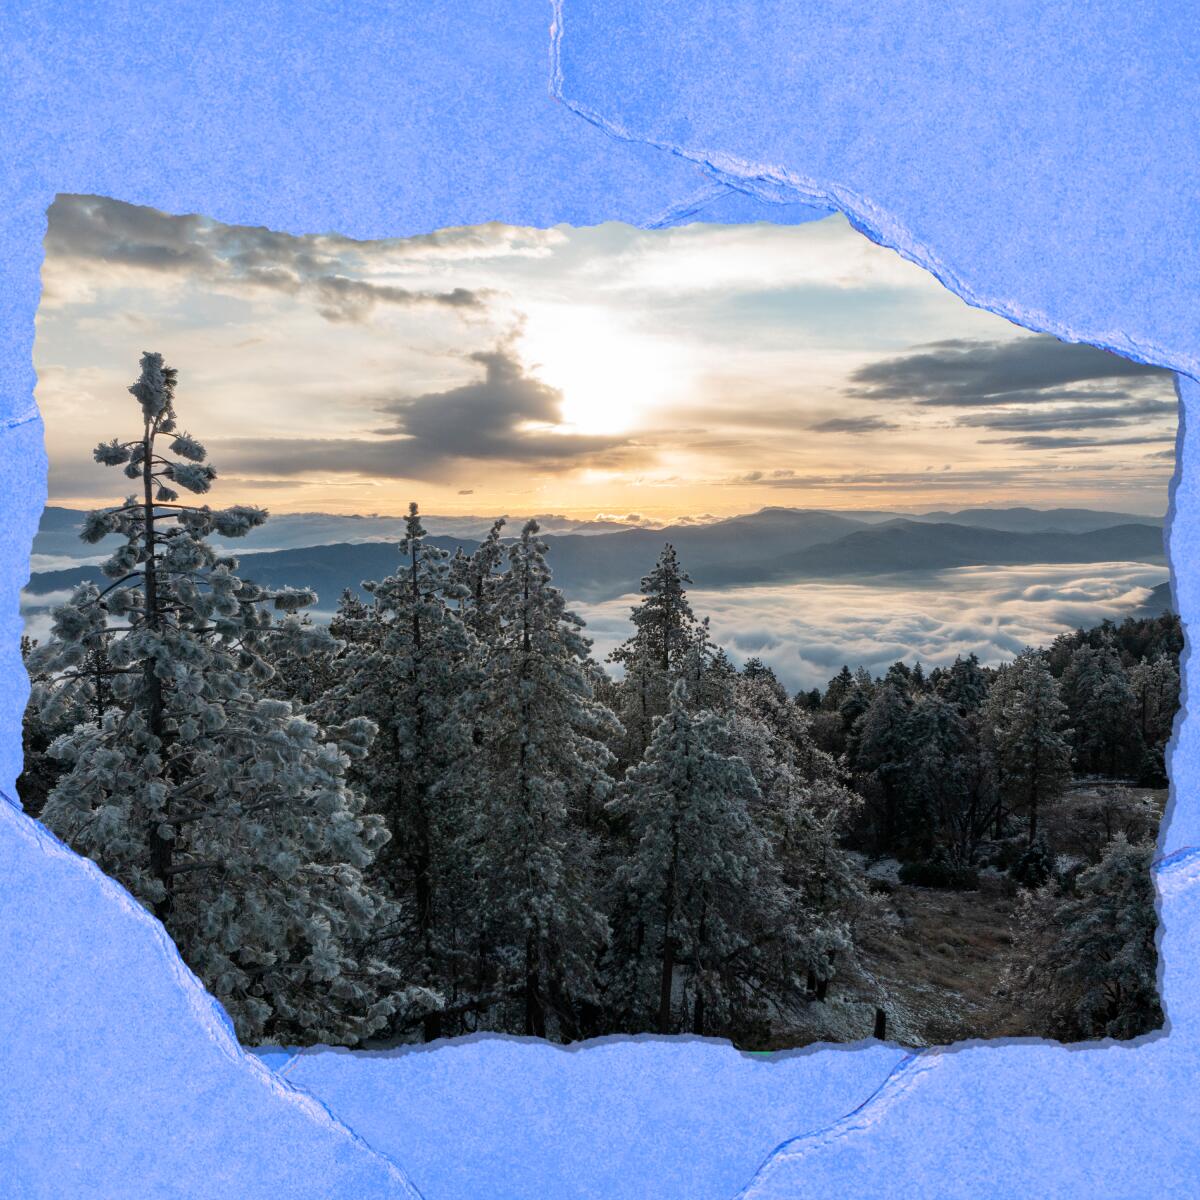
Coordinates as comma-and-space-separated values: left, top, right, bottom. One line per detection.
769, 783, 1167, 1049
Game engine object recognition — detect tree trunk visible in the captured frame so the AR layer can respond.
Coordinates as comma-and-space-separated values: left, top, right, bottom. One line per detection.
658, 747, 682, 1035
873, 1007, 888, 1040
416, 848, 441, 1041
657, 935, 675, 1034
141, 419, 173, 921
1028, 741, 1041, 847
524, 933, 545, 1037
691, 902, 708, 1035
657, 841, 678, 1034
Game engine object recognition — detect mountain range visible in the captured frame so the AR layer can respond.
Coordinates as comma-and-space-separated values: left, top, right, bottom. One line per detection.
24, 505, 1169, 609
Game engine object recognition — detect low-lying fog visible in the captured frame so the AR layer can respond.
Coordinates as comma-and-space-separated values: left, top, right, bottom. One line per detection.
573, 561, 1169, 691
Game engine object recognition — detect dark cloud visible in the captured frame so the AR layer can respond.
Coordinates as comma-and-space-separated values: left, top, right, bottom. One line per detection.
957, 397, 1177, 432
809, 415, 900, 434
214, 344, 643, 481
983, 433, 1175, 450
732, 467, 1032, 489
44, 195, 489, 322
847, 335, 1172, 408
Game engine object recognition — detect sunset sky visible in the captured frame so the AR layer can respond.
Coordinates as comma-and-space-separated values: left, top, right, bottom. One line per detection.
35, 195, 1177, 521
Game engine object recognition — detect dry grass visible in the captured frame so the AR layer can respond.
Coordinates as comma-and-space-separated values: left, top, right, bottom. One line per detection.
767, 784, 1167, 1049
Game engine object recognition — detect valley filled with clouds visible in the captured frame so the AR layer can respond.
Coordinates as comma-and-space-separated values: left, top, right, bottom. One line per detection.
573, 562, 1170, 692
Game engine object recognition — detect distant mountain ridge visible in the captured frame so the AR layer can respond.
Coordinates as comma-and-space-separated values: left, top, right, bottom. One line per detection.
1135, 580, 1175, 617
25, 508, 1168, 608
28, 507, 645, 562
883, 506, 1165, 534
31, 502, 1164, 564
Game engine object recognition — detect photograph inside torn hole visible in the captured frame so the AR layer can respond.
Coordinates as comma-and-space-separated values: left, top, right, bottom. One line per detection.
20, 194, 1178, 1049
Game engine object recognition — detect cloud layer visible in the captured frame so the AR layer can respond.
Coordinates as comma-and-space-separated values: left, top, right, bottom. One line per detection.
574, 562, 1168, 691
43, 194, 501, 322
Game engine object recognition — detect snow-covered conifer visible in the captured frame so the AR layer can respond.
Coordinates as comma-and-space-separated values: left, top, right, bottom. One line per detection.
453, 520, 618, 1037
849, 677, 913, 850
315, 502, 474, 1040
937, 653, 990, 715
726, 668, 867, 999
1008, 835, 1161, 1039
607, 544, 699, 762
33, 352, 407, 1044
1129, 653, 1180, 784
1060, 635, 1140, 777
983, 649, 1072, 845
608, 685, 799, 1037
449, 516, 507, 642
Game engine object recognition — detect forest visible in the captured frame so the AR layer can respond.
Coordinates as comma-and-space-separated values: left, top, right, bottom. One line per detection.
21, 354, 1178, 1048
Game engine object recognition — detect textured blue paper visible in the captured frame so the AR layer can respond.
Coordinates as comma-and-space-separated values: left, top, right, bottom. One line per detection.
1, 3, 1197, 1197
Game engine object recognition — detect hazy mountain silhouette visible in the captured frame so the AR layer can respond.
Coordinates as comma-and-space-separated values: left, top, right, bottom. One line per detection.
26, 508, 1166, 608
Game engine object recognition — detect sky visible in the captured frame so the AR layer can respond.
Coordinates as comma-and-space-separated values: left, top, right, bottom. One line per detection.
35, 195, 1178, 522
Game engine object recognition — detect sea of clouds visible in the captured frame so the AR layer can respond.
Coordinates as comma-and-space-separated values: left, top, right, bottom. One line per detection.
572, 561, 1170, 692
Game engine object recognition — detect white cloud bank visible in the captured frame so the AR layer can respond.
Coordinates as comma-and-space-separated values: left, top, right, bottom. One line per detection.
574, 561, 1169, 692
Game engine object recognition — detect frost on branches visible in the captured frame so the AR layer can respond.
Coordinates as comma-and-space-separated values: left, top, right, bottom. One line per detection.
1007, 835, 1162, 1040
31, 353, 413, 1045
312, 502, 475, 1041
451, 521, 617, 1038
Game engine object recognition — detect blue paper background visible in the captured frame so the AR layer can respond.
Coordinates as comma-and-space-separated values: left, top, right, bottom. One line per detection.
1, 3, 1198, 1196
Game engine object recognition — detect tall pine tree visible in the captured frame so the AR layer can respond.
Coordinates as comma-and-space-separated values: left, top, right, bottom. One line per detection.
608, 685, 797, 1037
33, 352, 408, 1044
983, 649, 1072, 845
607, 544, 698, 764
316, 502, 474, 1040
453, 520, 618, 1037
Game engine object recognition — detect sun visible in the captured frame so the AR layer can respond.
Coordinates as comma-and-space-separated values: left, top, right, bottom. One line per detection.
517, 303, 689, 435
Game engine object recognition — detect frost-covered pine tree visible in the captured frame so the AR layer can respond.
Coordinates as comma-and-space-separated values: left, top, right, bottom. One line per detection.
608, 544, 699, 765
264, 611, 343, 709
1007, 834, 1162, 1039
937, 653, 990, 715
838, 665, 876, 738
315, 502, 474, 1040
453, 520, 618, 1038
983, 649, 1073, 845
449, 516, 508, 642
18, 634, 91, 818
32, 352, 409, 1045
901, 693, 988, 860
822, 665, 855, 712
1060, 635, 1140, 777
1129, 653, 1180, 784
726, 666, 867, 1001
673, 616, 738, 715
849, 677, 913, 851
608, 684, 796, 1037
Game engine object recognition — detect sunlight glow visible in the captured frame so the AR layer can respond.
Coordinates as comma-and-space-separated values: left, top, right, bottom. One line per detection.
518, 303, 690, 435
